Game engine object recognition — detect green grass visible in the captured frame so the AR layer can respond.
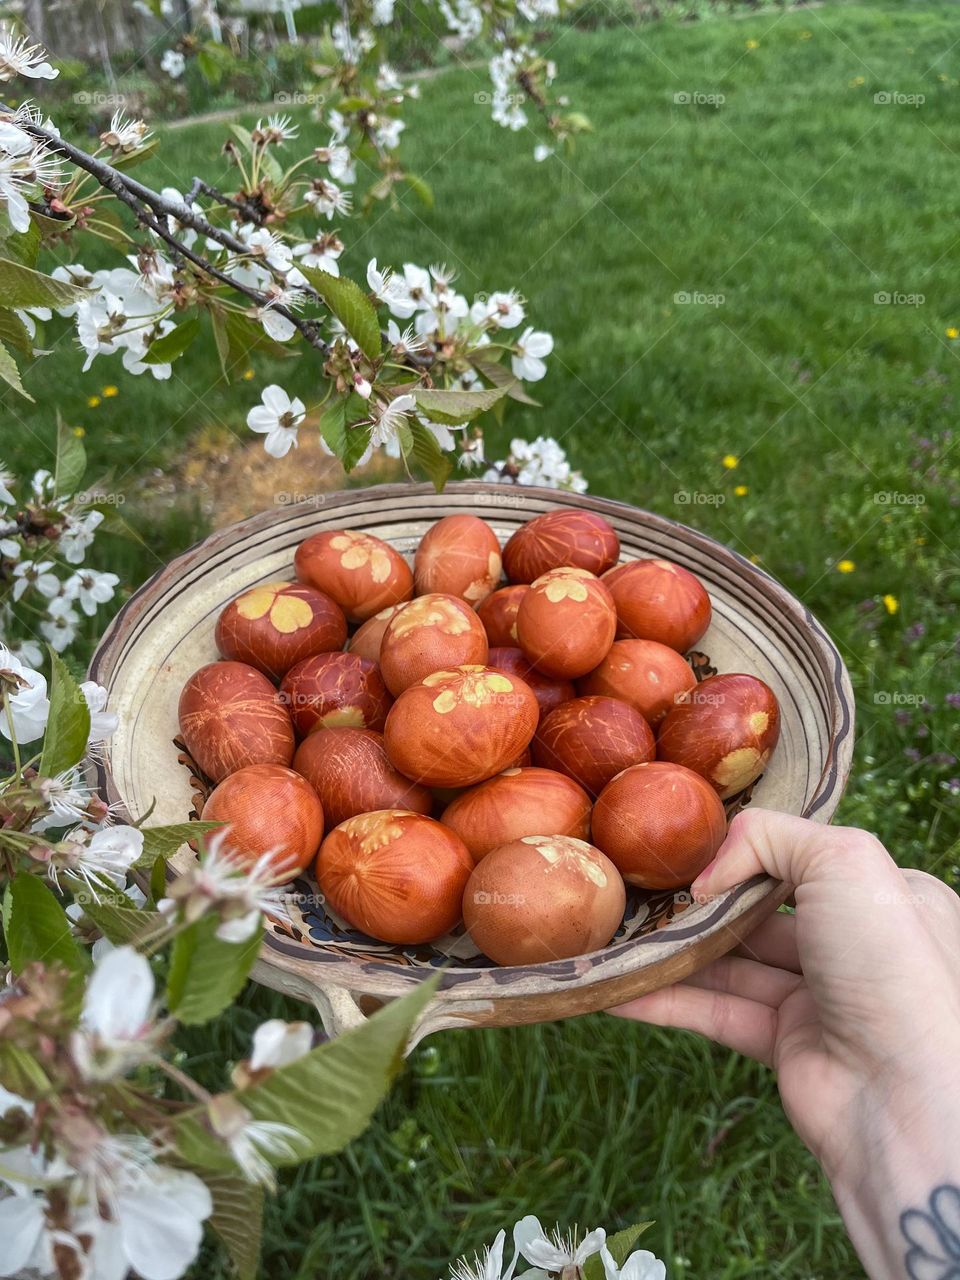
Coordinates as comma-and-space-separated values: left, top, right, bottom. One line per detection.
7, 2, 960, 1275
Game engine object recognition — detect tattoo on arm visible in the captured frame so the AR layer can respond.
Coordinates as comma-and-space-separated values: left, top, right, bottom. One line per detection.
900, 1185, 960, 1279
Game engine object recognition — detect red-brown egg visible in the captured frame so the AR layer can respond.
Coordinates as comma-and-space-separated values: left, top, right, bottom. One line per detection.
532, 695, 655, 796
502, 509, 620, 583
348, 603, 406, 663
280, 652, 392, 737
656, 672, 781, 799
516, 567, 617, 679
463, 835, 626, 965
475, 584, 528, 648
384, 665, 539, 788
487, 646, 575, 720
315, 810, 473, 944
441, 766, 592, 864
603, 558, 711, 653
578, 638, 697, 726
178, 661, 295, 783
293, 727, 431, 827
294, 528, 413, 623
592, 761, 727, 889
379, 594, 489, 696
414, 514, 502, 603
215, 581, 347, 680
200, 763, 324, 878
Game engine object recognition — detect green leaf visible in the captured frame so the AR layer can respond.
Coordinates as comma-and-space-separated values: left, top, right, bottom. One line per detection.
141, 315, 200, 366
472, 356, 541, 406
205, 1174, 263, 1280
109, 139, 161, 171
0, 308, 36, 356
0, 256, 87, 309
296, 265, 381, 360
341, 419, 373, 472
175, 975, 439, 1171
5, 875, 88, 976
54, 416, 86, 498
223, 310, 298, 371
229, 122, 254, 151
0, 1042, 53, 1100
408, 420, 452, 492
148, 854, 167, 907
197, 47, 225, 85
39, 649, 91, 779
583, 1223, 655, 1280
0, 219, 41, 268
0, 339, 31, 401
414, 384, 511, 425
316, 398, 347, 457
167, 914, 263, 1026
210, 306, 230, 378
137, 821, 223, 869
404, 173, 434, 208
82, 894, 162, 947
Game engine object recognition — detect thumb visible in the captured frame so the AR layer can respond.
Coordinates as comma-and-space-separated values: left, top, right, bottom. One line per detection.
692, 808, 903, 901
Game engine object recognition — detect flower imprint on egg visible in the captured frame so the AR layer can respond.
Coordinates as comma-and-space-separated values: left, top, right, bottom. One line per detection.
422, 667, 515, 714
521, 835, 609, 885
462, 550, 503, 603
343, 810, 406, 853
235, 584, 314, 634
537, 567, 592, 604
330, 531, 393, 583
390, 596, 472, 638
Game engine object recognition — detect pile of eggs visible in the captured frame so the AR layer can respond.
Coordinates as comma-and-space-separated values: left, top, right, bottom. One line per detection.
177, 508, 781, 967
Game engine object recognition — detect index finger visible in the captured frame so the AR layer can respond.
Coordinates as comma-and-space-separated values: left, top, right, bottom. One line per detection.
692, 809, 904, 901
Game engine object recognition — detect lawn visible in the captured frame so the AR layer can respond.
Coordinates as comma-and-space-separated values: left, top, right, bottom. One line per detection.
7, 2, 960, 1275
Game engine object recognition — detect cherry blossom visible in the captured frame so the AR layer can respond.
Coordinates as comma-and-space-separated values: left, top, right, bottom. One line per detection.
0, 645, 50, 744
247, 385, 305, 458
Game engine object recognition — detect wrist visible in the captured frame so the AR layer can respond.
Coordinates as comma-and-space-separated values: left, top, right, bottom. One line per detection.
826, 1049, 960, 1279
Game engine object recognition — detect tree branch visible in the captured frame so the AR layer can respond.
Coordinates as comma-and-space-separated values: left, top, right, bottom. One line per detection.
10, 115, 329, 354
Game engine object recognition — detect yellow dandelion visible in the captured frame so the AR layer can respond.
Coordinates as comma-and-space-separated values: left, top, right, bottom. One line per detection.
882, 594, 899, 615
849, 76, 865, 87
745, 39, 759, 50
946, 327, 959, 340
101, 384, 119, 398
749, 553, 761, 564
734, 484, 748, 497
799, 30, 812, 39
722, 454, 739, 470
242, 368, 255, 381
837, 559, 856, 574
915, 536, 926, 546
72, 426, 85, 439
87, 395, 101, 408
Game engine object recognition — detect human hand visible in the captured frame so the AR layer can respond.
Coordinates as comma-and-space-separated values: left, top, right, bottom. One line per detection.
611, 808, 960, 1279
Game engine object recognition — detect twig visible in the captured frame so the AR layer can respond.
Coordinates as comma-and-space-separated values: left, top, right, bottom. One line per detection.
184, 176, 263, 224
11, 115, 329, 354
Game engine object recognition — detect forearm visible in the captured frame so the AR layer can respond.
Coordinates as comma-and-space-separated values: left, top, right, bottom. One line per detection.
827, 1066, 960, 1279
